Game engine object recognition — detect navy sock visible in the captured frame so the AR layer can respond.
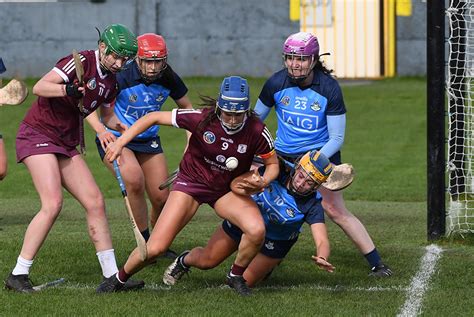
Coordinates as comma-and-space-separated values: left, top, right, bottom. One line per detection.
141, 228, 150, 242
364, 248, 382, 268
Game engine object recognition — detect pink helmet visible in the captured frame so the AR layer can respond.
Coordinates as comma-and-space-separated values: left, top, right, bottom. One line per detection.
283, 32, 319, 57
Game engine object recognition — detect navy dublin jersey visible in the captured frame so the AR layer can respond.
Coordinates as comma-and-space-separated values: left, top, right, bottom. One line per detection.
173, 107, 275, 194
112, 61, 188, 140
252, 166, 325, 241
258, 69, 346, 156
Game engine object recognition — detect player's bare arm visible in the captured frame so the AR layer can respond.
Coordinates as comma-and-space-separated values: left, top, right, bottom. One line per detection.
32, 70, 84, 98
85, 110, 120, 151
310, 223, 334, 273
105, 111, 173, 162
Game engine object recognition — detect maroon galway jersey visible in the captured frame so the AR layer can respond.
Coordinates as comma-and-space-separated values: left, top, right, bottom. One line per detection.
173, 108, 275, 192
23, 50, 118, 148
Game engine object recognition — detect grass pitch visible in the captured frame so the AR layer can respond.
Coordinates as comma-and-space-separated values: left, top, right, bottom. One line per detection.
0, 77, 473, 316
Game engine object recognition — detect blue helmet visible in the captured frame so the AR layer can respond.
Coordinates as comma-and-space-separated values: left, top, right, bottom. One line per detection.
217, 76, 250, 113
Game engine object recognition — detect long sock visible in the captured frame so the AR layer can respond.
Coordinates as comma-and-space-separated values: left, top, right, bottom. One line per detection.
12, 256, 34, 275
96, 249, 119, 278
117, 268, 130, 283
364, 248, 382, 268
230, 263, 246, 276
140, 228, 150, 242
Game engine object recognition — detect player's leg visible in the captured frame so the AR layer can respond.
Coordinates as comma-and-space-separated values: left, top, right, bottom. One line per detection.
59, 154, 119, 278
137, 151, 177, 257
163, 225, 238, 285
319, 187, 392, 276
244, 254, 282, 287
122, 191, 200, 275
102, 147, 149, 233
214, 192, 265, 295
136, 152, 169, 230
97, 191, 201, 293
19, 154, 64, 259
5, 154, 63, 292
320, 188, 375, 253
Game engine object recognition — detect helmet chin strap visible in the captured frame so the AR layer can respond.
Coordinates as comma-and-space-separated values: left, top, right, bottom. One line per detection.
98, 49, 113, 74
219, 112, 248, 135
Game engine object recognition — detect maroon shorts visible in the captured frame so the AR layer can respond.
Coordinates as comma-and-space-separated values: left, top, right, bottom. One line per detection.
16, 122, 79, 163
172, 174, 229, 207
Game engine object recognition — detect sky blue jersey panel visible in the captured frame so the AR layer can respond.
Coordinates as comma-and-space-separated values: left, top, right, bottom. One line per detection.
257, 69, 346, 156
111, 61, 187, 140
252, 166, 324, 240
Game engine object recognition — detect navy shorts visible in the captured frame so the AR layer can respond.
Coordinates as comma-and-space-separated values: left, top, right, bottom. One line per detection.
277, 150, 342, 165
95, 135, 163, 161
222, 220, 298, 259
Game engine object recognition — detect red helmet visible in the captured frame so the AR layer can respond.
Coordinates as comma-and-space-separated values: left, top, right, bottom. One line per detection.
137, 33, 167, 60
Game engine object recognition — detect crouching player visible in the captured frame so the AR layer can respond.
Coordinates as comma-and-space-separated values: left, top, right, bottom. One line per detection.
163, 150, 335, 290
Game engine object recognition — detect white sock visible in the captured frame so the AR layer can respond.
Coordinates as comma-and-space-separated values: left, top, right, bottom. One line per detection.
96, 249, 118, 278
12, 256, 34, 275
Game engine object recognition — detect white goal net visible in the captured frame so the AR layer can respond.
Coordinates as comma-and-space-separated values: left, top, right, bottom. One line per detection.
446, 0, 474, 234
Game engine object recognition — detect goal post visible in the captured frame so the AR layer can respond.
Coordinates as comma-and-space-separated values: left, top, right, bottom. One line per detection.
431, 0, 474, 238
427, 0, 446, 240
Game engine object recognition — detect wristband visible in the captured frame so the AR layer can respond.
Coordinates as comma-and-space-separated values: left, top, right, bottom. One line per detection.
65, 83, 83, 99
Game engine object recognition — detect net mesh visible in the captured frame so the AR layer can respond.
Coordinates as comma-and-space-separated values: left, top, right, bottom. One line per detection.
446, 0, 474, 234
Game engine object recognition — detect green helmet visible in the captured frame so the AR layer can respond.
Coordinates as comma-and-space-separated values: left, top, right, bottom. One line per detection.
100, 24, 138, 58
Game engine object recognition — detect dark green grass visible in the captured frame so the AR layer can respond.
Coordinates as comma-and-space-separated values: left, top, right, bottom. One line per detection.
0, 77, 425, 201
0, 199, 473, 315
1, 77, 473, 316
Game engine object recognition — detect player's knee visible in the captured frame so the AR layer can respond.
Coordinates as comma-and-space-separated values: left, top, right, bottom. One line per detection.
146, 243, 167, 259
324, 203, 352, 225
41, 196, 63, 219
150, 190, 168, 210
84, 191, 105, 215
244, 222, 265, 245
126, 176, 145, 195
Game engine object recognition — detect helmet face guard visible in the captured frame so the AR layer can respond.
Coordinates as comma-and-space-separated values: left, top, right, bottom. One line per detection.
282, 32, 319, 82
136, 33, 168, 82
216, 76, 250, 132
289, 150, 333, 196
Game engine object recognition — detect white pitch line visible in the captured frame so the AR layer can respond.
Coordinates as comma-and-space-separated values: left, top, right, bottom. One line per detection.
397, 244, 443, 317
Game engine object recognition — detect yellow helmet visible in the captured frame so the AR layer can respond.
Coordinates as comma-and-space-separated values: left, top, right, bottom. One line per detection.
290, 150, 333, 195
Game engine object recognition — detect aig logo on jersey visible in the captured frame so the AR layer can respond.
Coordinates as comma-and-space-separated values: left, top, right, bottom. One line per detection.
87, 78, 97, 90
280, 96, 290, 106
203, 131, 216, 144
237, 144, 247, 153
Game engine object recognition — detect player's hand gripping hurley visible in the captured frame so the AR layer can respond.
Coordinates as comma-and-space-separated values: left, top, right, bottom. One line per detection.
113, 160, 148, 261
